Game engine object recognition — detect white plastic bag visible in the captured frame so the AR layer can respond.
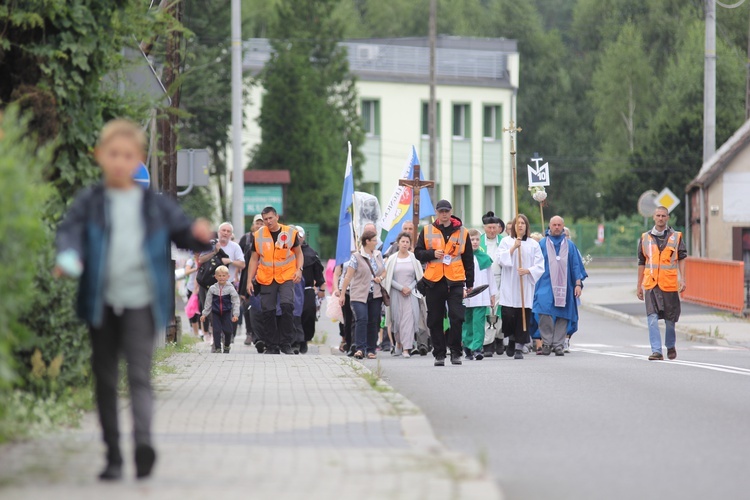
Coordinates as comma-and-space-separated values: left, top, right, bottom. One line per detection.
325, 296, 344, 323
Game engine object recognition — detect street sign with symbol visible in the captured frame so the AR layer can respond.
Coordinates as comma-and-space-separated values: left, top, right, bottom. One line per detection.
655, 187, 680, 213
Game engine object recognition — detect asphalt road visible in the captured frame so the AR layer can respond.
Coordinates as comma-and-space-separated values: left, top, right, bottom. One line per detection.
357, 307, 750, 500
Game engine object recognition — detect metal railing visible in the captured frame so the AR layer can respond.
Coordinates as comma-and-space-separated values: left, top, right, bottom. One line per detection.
682, 257, 745, 315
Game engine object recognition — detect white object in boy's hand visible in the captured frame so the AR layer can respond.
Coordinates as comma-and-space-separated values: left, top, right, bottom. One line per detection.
56, 249, 83, 278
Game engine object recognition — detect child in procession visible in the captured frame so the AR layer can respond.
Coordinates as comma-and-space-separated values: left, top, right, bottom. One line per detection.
201, 265, 240, 353
462, 229, 497, 360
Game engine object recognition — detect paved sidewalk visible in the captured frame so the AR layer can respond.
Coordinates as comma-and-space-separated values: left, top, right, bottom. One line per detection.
582, 268, 750, 347
0, 338, 501, 500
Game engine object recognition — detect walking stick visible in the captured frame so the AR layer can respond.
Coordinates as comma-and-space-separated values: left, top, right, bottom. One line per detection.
503, 121, 526, 331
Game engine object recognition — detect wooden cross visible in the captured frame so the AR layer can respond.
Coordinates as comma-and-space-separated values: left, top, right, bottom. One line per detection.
398, 163, 435, 244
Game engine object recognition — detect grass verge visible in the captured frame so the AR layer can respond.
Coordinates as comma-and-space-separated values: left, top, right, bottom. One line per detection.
0, 334, 200, 444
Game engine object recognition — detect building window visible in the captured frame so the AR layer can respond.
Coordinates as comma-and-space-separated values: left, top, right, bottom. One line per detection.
452, 104, 470, 140
362, 99, 380, 137
421, 101, 441, 138
453, 185, 470, 221
484, 186, 501, 213
483, 105, 501, 141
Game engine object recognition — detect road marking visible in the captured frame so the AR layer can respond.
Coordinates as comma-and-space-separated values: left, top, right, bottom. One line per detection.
571, 348, 750, 377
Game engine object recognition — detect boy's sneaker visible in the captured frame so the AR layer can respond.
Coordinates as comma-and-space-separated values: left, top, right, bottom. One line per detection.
514, 349, 524, 360
134, 444, 156, 479
98, 462, 122, 481
434, 358, 445, 367
465, 352, 475, 361
223, 346, 230, 354
563, 338, 570, 353
450, 354, 462, 365
474, 350, 484, 361
211, 346, 220, 353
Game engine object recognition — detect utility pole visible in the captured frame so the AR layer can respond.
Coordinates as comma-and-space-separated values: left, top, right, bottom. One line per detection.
231, 0, 245, 235
746, 7, 750, 120
428, 0, 437, 200
704, 0, 716, 162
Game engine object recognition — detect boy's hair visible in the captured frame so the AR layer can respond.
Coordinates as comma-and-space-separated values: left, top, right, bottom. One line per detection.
529, 232, 543, 242
214, 265, 229, 275
98, 119, 147, 152
468, 228, 481, 238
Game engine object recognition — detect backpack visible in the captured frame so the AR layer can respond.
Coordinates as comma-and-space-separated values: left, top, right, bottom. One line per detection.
196, 248, 228, 289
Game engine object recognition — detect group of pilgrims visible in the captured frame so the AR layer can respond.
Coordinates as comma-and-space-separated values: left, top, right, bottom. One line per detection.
332, 200, 589, 366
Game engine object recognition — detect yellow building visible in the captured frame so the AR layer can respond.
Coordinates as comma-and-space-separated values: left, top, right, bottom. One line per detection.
240, 36, 519, 228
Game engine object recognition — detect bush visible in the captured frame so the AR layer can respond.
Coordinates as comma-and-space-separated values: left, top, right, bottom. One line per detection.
0, 107, 52, 389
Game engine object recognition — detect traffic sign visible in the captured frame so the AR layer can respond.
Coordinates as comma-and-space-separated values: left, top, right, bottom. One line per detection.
134, 162, 150, 189
655, 187, 680, 213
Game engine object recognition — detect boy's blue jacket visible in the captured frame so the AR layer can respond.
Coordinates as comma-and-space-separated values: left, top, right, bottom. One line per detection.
55, 183, 211, 329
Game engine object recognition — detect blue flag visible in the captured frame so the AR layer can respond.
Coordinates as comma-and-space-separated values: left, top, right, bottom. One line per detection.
335, 142, 355, 265
380, 146, 436, 250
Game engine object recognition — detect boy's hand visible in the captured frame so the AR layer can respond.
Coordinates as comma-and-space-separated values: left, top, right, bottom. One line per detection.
231, 316, 238, 323
200, 315, 205, 323
192, 218, 213, 244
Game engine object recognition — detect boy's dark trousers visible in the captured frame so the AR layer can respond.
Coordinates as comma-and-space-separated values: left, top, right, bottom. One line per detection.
211, 311, 234, 349
90, 305, 156, 461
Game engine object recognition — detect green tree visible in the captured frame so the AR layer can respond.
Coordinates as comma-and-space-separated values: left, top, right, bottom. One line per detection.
601, 20, 746, 221
0, 1, 170, 391
250, 0, 364, 257
590, 23, 655, 157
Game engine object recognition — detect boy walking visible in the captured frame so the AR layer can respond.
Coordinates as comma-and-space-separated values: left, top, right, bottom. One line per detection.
55, 119, 212, 481
201, 266, 240, 353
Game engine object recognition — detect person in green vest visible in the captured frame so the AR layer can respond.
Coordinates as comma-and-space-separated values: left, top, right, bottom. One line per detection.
479, 211, 505, 357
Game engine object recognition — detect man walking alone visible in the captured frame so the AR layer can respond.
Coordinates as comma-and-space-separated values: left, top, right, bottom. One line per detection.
637, 206, 687, 361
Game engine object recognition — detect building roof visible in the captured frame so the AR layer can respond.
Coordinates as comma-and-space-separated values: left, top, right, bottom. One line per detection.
243, 169, 291, 184
687, 118, 750, 191
243, 36, 517, 89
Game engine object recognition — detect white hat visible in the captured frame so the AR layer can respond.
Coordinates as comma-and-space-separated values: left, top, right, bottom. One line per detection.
253, 214, 263, 222
296, 225, 306, 238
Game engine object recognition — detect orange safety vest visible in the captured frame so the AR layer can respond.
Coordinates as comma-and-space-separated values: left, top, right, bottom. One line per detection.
641, 230, 682, 292
254, 224, 298, 285
423, 224, 468, 282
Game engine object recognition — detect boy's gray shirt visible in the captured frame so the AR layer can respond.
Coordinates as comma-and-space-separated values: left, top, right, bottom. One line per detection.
104, 187, 152, 308
202, 282, 240, 318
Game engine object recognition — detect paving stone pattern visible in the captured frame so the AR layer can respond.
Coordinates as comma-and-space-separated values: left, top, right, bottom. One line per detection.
0, 339, 500, 500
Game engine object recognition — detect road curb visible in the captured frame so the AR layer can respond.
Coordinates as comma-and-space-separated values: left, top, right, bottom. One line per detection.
335, 356, 504, 500
581, 302, 730, 347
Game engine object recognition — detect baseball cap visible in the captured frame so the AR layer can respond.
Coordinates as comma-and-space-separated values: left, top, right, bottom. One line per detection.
296, 225, 306, 238
253, 214, 263, 223
436, 199, 452, 211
